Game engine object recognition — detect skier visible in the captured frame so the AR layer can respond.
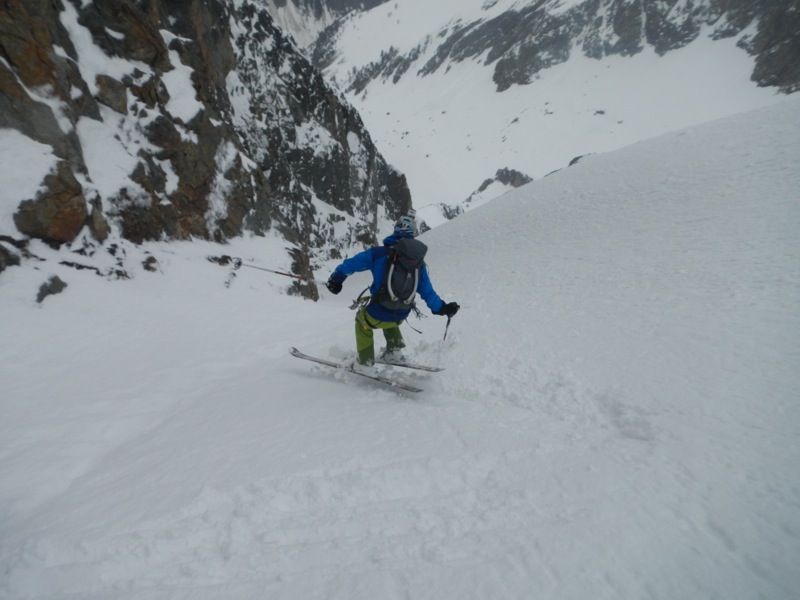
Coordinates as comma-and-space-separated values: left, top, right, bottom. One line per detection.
326, 212, 460, 366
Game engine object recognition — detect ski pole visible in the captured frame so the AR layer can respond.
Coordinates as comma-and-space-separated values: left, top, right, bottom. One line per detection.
434, 314, 453, 368
231, 257, 328, 286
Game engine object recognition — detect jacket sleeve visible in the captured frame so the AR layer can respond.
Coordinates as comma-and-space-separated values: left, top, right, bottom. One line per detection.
417, 265, 444, 314
331, 248, 375, 282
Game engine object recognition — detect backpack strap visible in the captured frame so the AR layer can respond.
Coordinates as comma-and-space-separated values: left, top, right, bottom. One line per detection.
374, 246, 397, 304
385, 255, 419, 304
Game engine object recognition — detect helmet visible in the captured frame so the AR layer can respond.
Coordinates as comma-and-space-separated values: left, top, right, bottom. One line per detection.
393, 211, 418, 238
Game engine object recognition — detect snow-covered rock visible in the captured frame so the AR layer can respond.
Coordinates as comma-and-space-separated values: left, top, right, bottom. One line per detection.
0, 0, 410, 296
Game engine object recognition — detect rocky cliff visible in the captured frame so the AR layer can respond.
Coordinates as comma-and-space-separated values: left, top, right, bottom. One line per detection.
0, 0, 410, 294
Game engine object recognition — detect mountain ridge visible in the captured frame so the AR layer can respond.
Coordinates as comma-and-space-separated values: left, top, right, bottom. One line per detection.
300, 0, 799, 94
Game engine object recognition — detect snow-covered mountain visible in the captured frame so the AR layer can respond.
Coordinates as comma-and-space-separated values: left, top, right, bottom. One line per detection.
2, 96, 798, 600
0, 0, 410, 297
259, 0, 389, 47
271, 0, 798, 226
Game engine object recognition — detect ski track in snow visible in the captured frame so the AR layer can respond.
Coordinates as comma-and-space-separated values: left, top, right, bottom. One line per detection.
1, 98, 800, 599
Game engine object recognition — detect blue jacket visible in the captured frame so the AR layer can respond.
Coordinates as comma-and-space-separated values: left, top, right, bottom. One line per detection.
331, 235, 444, 322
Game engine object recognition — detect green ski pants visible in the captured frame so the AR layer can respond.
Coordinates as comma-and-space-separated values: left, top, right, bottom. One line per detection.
355, 306, 405, 365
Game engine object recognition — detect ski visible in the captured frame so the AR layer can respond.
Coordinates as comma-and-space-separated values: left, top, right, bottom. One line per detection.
375, 358, 444, 372
289, 347, 423, 393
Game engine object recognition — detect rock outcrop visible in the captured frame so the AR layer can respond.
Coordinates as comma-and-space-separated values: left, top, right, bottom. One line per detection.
0, 0, 410, 286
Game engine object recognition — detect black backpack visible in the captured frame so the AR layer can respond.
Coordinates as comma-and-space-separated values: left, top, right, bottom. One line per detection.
374, 237, 428, 311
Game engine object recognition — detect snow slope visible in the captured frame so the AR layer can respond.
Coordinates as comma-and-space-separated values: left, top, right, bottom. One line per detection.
1, 96, 799, 599
320, 0, 786, 225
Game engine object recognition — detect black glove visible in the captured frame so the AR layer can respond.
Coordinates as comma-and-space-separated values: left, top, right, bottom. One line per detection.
436, 301, 460, 317
326, 275, 343, 295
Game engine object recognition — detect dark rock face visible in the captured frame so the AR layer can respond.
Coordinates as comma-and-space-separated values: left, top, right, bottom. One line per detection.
231, 3, 410, 253
14, 162, 89, 243
0, 0, 93, 168
315, 0, 800, 94
1, 0, 410, 281
96, 75, 129, 114
434, 167, 534, 222
36, 275, 68, 303
494, 168, 533, 189
0, 240, 22, 273
747, 1, 800, 93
